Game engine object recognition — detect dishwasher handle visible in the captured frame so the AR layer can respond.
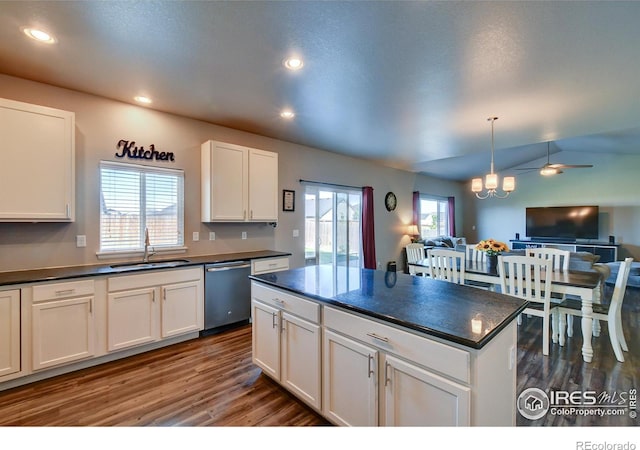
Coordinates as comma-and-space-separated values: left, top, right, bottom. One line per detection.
206, 261, 251, 272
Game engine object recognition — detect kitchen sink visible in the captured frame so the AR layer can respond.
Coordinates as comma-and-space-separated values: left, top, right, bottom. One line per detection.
110, 259, 191, 269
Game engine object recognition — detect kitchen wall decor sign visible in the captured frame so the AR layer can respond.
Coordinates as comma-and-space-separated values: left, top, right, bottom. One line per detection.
115, 139, 175, 162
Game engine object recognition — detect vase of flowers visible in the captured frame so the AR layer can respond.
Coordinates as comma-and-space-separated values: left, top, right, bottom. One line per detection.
475, 239, 509, 272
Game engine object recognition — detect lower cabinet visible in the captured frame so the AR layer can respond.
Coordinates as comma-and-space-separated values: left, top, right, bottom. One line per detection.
107, 267, 203, 352
322, 329, 470, 426
31, 280, 96, 371
251, 282, 321, 410
0, 289, 21, 378
251, 280, 517, 426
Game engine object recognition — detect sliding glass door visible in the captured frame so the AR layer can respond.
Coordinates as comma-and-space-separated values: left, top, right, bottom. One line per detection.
305, 185, 362, 268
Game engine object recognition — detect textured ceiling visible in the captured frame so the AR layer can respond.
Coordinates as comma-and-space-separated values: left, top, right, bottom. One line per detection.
1, 0, 639, 181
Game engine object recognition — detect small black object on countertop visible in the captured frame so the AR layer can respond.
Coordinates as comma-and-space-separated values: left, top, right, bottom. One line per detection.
250, 265, 527, 350
0, 250, 290, 287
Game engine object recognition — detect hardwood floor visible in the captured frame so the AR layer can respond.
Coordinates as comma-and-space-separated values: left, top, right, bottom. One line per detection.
0, 285, 637, 427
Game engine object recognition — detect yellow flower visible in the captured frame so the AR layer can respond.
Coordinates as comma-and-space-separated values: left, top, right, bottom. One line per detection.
475, 238, 509, 256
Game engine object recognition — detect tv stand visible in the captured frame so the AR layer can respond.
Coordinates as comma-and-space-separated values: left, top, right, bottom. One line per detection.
510, 240, 618, 263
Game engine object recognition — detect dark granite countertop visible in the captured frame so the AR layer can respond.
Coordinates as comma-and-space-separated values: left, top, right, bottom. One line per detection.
0, 250, 290, 287
250, 265, 528, 349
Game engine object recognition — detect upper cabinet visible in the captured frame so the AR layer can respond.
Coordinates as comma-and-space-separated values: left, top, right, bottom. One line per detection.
0, 98, 75, 222
201, 140, 278, 222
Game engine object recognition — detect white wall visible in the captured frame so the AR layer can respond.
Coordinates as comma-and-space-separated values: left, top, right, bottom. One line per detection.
462, 150, 640, 260
0, 74, 465, 272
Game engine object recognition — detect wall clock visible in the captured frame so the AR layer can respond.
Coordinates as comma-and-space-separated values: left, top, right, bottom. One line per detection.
384, 191, 397, 212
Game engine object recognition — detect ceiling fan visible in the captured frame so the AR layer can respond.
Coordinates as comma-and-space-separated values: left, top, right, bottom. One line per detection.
517, 142, 593, 176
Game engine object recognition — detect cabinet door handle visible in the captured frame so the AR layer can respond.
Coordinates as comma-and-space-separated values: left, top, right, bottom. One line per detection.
250, 210, 253, 219
243, 210, 247, 220
367, 354, 374, 378
281, 317, 286, 333
152, 290, 156, 302
66, 204, 70, 218
55, 289, 75, 296
163, 288, 167, 302
272, 311, 277, 329
384, 361, 391, 386
89, 298, 93, 314
366, 332, 389, 343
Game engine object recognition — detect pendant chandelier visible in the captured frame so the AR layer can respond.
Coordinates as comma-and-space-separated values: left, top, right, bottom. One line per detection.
471, 117, 515, 199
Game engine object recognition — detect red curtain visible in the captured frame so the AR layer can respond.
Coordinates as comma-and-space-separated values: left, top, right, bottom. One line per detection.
448, 196, 456, 236
413, 191, 420, 228
362, 186, 376, 269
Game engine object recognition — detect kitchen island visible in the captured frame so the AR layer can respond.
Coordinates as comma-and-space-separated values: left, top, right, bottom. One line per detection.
249, 265, 527, 426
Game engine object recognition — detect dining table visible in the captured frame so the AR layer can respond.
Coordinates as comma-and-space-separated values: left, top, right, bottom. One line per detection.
409, 258, 602, 363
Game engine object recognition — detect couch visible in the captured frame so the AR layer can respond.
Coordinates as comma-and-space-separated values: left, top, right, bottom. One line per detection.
420, 235, 467, 249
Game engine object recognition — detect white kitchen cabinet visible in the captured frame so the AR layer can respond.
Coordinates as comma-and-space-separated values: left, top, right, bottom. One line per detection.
382, 353, 470, 426
321, 305, 517, 426
31, 280, 95, 371
161, 280, 202, 338
251, 282, 321, 410
0, 97, 75, 222
107, 287, 157, 351
251, 256, 290, 275
107, 267, 203, 352
0, 290, 21, 379
201, 140, 278, 222
323, 328, 470, 427
322, 329, 378, 426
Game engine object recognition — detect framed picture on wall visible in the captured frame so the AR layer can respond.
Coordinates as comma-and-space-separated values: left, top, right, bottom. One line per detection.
283, 189, 295, 212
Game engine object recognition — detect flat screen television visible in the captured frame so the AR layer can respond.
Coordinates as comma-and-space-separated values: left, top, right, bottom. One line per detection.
525, 206, 599, 240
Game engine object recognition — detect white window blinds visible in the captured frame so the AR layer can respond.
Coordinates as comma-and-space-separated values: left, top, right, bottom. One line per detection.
100, 161, 184, 253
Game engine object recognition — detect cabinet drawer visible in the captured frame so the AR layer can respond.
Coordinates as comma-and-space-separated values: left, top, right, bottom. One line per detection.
33, 279, 94, 302
323, 306, 470, 384
251, 281, 319, 323
252, 257, 289, 275
108, 267, 203, 292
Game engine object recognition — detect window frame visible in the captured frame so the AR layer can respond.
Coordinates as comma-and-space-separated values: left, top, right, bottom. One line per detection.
418, 194, 450, 239
97, 160, 186, 259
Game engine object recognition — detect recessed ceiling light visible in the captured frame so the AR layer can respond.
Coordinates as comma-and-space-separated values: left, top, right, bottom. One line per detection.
134, 96, 152, 104
22, 27, 56, 44
280, 110, 295, 119
283, 57, 304, 71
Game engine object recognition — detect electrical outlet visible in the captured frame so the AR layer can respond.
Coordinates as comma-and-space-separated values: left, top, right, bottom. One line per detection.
241, 231, 247, 240
76, 235, 86, 248
209, 232, 216, 241
193, 232, 199, 241
292, 229, 299, 238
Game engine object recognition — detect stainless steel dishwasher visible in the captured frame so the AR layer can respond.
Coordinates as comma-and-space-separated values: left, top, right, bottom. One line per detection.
203, 260, 252, 334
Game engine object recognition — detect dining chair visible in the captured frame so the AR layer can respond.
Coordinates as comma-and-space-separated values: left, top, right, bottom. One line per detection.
526, 247, 572, 340
556, 257, 634, 362
465, 244, 487, 264
464, 244, 493, 290
498, 255, 553, 355
406, 243, 426, 276
427, 248, 465, 285
526, 247, 570, 272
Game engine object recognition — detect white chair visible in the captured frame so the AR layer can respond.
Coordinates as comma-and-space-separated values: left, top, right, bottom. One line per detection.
498, 255, 553, 355
556, 257, 634, 362
406, 243, 426, 275
427, 248, 465, 285
526, 247, 572, 339
465, 244, 487, 264
464, 244, 493, 290
526, 247, 570, 272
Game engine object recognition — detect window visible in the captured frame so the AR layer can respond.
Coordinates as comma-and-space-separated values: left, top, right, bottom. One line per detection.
99, 161, 184, 254
419, 196, 449, 238
304, 185, 362, 268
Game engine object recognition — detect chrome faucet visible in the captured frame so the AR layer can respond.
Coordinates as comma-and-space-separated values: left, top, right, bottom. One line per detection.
143, 228, 155, 263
